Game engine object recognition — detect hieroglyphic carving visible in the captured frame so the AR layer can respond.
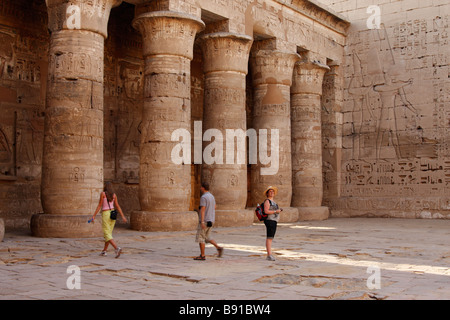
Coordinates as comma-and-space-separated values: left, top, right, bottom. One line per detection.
289, 0, 349, 33
0, 22, 47, 179
0, 30, 14, 80
69, 167, 85, 183
343, 159, 447, 197
204, 87, 246, 114
200, 32, 252, 211
0, 125, 13, 176
104, 51, 143, 181
336, 10, 450, 217
247, 0, 284, 37
250, 49, 298, 208
132, 11, 204, 215
49, 33, 104, 83
144, 73, 190, 99
38, 0, 120, 223
345, 22, 447, 162
16, 109, 44, 166
291, 61, 328, 209
0, 29, 48, 82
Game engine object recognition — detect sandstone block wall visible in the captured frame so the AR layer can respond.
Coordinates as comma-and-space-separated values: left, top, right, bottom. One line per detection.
1, 0, 447, 234
1, 0, 350, 233
0, 0, 48, 229
318, 0, 450, 218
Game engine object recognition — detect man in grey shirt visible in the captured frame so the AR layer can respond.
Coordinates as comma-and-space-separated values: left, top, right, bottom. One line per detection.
194, 182, 224, 260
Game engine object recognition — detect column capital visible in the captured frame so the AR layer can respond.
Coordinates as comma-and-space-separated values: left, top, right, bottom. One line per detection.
46, 0, 122, 38
326, 62, 340, 76
292, 60, 330, 95
198, 32, 253, 74
295, 60, 330, 72
132, 11, 205, 59
251, 50, 301, 86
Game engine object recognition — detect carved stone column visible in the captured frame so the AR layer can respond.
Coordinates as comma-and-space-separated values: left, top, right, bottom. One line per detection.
199, 32, 253, 227
291, 61, 330, 221
250, 50, 300, 222
31, 0, 122, 238
130, 11, 204, 231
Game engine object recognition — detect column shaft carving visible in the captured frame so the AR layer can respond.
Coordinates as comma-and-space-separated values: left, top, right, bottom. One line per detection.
199, 32, 253, 227
131, 11, 204, 231
291, 61, 330, 221
32, 0, 121, 238
250, 50, 300, 222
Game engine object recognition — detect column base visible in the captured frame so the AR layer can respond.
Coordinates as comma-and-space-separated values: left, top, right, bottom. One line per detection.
130, 211, 198, 232
279, 207, 299, 223
214, 209, 254, 227
297, 206, 330, 221
30, 214, 102, 238
0, 218, 4, 242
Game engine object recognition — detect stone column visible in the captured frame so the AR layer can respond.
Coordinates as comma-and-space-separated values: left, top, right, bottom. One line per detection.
250, 50, 300, 222
199, 32, 253, 227
291, 61, 330, 220
31, 0, 121, 238
130, 11, 205, 231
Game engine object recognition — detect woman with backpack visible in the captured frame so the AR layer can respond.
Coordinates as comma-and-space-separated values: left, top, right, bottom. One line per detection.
263, 186, 282, 261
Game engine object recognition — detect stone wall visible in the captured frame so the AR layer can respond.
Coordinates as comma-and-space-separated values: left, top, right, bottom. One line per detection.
103, 3, 143, 219
318, 0, 450, 218
0, 0, 48, 229
1, 0, 352, 233
1, 0, 448, 234
0, 1, 144, 230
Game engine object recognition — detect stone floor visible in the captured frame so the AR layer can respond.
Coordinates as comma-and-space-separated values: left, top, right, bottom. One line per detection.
0, 218, 449, 301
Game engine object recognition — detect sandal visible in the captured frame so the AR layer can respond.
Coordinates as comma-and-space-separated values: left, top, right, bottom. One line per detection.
115, 247, 122, 259
194, 255, 205, 260
217, 247, 224, 258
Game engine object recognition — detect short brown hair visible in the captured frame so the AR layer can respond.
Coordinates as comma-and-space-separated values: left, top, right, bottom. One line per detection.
201, 182, 210, 191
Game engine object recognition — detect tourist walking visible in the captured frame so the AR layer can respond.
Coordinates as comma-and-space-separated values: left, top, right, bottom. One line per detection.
194, 182, 223, 260
91, 181, 127, 258
263, 186, 282, 261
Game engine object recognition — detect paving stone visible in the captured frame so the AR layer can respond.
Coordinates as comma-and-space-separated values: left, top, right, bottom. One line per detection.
0, 218, 449, 300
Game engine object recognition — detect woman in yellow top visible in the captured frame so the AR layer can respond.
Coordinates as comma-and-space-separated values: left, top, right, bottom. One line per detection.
91, 181, 127, 258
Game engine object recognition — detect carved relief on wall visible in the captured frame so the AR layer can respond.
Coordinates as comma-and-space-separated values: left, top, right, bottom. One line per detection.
0, 124, 13, 177
0, 29, 14, 80
16, 109, 44, 174
103, 14, 144, 183
346, 31, 422, 161
116, 60, 142, 170
0, 24, 47, 180
342, 17, 449, 204
0, 26, 48, 82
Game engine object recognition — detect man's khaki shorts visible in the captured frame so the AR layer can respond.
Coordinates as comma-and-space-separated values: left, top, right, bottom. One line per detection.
195, 223, 212, 243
